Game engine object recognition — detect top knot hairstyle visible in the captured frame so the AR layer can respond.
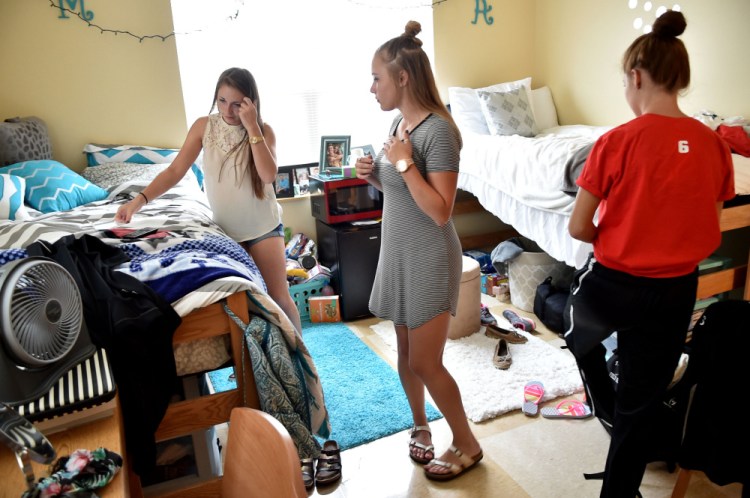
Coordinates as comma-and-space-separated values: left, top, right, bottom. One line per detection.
375, 21, 458, 135
622, 10, 690, 93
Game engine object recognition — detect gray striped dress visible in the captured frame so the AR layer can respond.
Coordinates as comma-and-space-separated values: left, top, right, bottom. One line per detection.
369, 113, 463, 329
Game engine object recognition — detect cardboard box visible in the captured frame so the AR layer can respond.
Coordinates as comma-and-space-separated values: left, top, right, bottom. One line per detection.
309, 296, 341, 323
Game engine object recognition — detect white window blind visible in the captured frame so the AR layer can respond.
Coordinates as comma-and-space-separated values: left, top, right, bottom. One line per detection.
171, 0, 434, 167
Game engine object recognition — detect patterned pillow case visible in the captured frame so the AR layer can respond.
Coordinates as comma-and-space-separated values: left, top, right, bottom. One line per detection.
477, 87, 539, 137
0, 160, 109, 213
82, 162, 199, 192
83, 144, 204, 188
0, 173, 31, 220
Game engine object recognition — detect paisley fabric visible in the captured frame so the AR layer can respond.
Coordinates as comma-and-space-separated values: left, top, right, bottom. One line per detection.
224, 306, 330, 460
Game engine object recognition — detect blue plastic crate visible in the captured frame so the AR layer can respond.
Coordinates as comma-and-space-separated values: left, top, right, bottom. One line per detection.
290, 279, 329, 321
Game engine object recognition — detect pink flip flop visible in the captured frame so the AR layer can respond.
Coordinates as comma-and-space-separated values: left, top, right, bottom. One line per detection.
540, 399, 592, 419
522, 381, 545, 416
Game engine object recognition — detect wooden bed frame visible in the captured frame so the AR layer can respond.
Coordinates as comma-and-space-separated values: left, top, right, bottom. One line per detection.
127, 291, 260, 498
455, 192, 750, 300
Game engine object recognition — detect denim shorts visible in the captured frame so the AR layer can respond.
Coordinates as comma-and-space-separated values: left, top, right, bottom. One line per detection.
242, 223, 284, 248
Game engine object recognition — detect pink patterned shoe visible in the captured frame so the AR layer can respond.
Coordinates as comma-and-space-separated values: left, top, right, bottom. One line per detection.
503, 309, 536, 332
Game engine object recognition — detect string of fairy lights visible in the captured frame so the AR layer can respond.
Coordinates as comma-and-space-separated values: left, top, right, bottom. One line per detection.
48, 0, 457, 44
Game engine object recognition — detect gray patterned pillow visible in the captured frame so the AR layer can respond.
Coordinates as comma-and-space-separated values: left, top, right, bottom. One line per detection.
0, 117, 52, 166
82, 162, 198, 192
477, 88, 539, 137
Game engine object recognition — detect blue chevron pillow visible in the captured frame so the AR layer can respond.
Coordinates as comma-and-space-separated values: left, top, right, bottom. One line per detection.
0, 174, 30, 220
0, 160, 108, 213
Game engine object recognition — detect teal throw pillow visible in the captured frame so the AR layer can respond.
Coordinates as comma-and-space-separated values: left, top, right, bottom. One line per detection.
0, 160, 108, 213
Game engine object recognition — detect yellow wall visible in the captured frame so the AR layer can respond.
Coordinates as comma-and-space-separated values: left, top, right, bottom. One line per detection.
533, 0, 750, 125
0, 0, 186, 170
433, 0, 536, 100
435, 0, 749, 126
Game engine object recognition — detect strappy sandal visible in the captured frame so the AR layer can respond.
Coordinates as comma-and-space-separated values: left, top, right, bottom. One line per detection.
315, 440, 342, 486
300, 458, 314, 490
424, 445, 484, 482
408, 425, 434, 464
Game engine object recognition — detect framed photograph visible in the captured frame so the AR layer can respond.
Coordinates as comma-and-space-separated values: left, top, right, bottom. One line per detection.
273, 165, 295, 198
319, 135, 351, 175
295, 167, 310, 195
351, 144, 376, 163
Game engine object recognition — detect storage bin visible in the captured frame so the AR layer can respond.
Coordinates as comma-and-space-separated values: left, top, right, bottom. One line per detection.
290, 279, 330, 321
507, 241, 572, 312
448, 255, 482, 339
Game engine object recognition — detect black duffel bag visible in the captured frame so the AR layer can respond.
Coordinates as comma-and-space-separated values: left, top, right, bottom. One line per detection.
533, 276, 570, 334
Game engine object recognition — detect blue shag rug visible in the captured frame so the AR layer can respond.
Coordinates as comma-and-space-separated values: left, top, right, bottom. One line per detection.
207, 321, 442, 451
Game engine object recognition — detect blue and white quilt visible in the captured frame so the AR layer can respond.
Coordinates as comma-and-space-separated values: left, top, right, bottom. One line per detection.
0, 180, 266, 303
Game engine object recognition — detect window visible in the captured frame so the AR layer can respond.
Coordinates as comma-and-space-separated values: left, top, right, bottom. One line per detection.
171, 0, 434, 167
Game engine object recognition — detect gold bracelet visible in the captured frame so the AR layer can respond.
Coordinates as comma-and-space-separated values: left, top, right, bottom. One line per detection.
249, 136, 264, 145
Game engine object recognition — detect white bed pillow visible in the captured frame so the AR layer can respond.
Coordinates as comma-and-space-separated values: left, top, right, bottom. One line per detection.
477, 87, 539, 137
531, 86, 559, 130
0, 173, 31, 220
448, 77, 532, 135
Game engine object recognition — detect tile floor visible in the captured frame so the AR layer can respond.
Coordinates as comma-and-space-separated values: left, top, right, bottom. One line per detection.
303, 294, 742, 498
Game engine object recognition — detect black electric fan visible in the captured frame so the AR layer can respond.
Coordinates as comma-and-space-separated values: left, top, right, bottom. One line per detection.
0, 257, 95, 405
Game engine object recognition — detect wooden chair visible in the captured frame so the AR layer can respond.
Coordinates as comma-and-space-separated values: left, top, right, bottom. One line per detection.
222, 407, 306, 498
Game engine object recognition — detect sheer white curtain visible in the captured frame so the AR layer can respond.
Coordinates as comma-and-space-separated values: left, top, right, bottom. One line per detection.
171, 0, 434, 166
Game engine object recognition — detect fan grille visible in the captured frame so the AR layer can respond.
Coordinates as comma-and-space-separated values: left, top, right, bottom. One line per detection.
4, 260, 83, 367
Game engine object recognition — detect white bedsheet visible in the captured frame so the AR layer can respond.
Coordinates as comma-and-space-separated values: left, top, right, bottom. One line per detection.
459, 125, 610, 214
457, 125, 750, 269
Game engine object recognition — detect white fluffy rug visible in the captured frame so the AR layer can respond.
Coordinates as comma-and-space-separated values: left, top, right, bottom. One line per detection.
369, 321, 584, 423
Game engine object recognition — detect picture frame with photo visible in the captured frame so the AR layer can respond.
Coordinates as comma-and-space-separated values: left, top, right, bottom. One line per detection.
319, 135, 351, 175
295, 166, 310, 195
273, 165, 295, 198
351, 144, 376, 163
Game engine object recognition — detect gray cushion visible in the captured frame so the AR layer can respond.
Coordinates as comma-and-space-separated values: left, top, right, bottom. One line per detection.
0, 117, 52, 166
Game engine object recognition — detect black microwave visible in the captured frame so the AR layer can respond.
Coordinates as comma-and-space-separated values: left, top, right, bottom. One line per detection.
309, 176, 383, 224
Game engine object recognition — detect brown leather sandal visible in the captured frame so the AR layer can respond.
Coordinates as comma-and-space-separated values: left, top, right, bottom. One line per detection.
315, 440, 342, 486
300, 458, 314, 490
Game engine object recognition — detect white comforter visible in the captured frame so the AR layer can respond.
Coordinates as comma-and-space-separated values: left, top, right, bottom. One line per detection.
458, 125, 610, 214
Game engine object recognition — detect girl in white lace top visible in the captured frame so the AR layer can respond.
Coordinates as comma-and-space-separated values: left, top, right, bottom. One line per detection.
116, 67, 302, 333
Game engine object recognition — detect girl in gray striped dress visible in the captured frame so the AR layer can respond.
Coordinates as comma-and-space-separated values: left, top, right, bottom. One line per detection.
354, 20, 482, 482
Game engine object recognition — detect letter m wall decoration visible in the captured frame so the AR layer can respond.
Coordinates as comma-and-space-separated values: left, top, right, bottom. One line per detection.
57, 0, 94, 21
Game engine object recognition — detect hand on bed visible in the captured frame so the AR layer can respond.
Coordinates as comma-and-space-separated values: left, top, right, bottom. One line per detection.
115, 199, 142, 224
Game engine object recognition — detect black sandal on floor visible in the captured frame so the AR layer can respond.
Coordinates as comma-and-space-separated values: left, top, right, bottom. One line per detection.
315, 440, 342, 487
300, 458, 314, 490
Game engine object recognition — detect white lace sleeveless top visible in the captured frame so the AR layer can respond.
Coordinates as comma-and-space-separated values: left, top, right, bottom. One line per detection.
202, 113, 282, 242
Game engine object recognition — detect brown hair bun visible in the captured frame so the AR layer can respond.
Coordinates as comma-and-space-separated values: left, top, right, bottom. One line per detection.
652, 10, 686, 39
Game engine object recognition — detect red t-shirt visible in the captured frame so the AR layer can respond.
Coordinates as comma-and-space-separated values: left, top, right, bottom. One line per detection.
577, 114, 735, 277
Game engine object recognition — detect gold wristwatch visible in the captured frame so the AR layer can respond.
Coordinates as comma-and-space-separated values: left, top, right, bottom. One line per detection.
396, 158, 414, 173
248, 136, 264, 145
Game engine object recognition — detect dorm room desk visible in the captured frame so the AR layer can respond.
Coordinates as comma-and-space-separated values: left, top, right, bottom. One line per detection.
0, 396, 127, 498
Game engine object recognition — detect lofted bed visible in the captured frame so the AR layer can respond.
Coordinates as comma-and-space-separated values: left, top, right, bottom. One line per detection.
449, 79, 750, 299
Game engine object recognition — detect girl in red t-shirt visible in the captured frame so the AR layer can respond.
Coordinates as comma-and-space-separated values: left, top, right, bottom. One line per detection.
565, 10, 734, 498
